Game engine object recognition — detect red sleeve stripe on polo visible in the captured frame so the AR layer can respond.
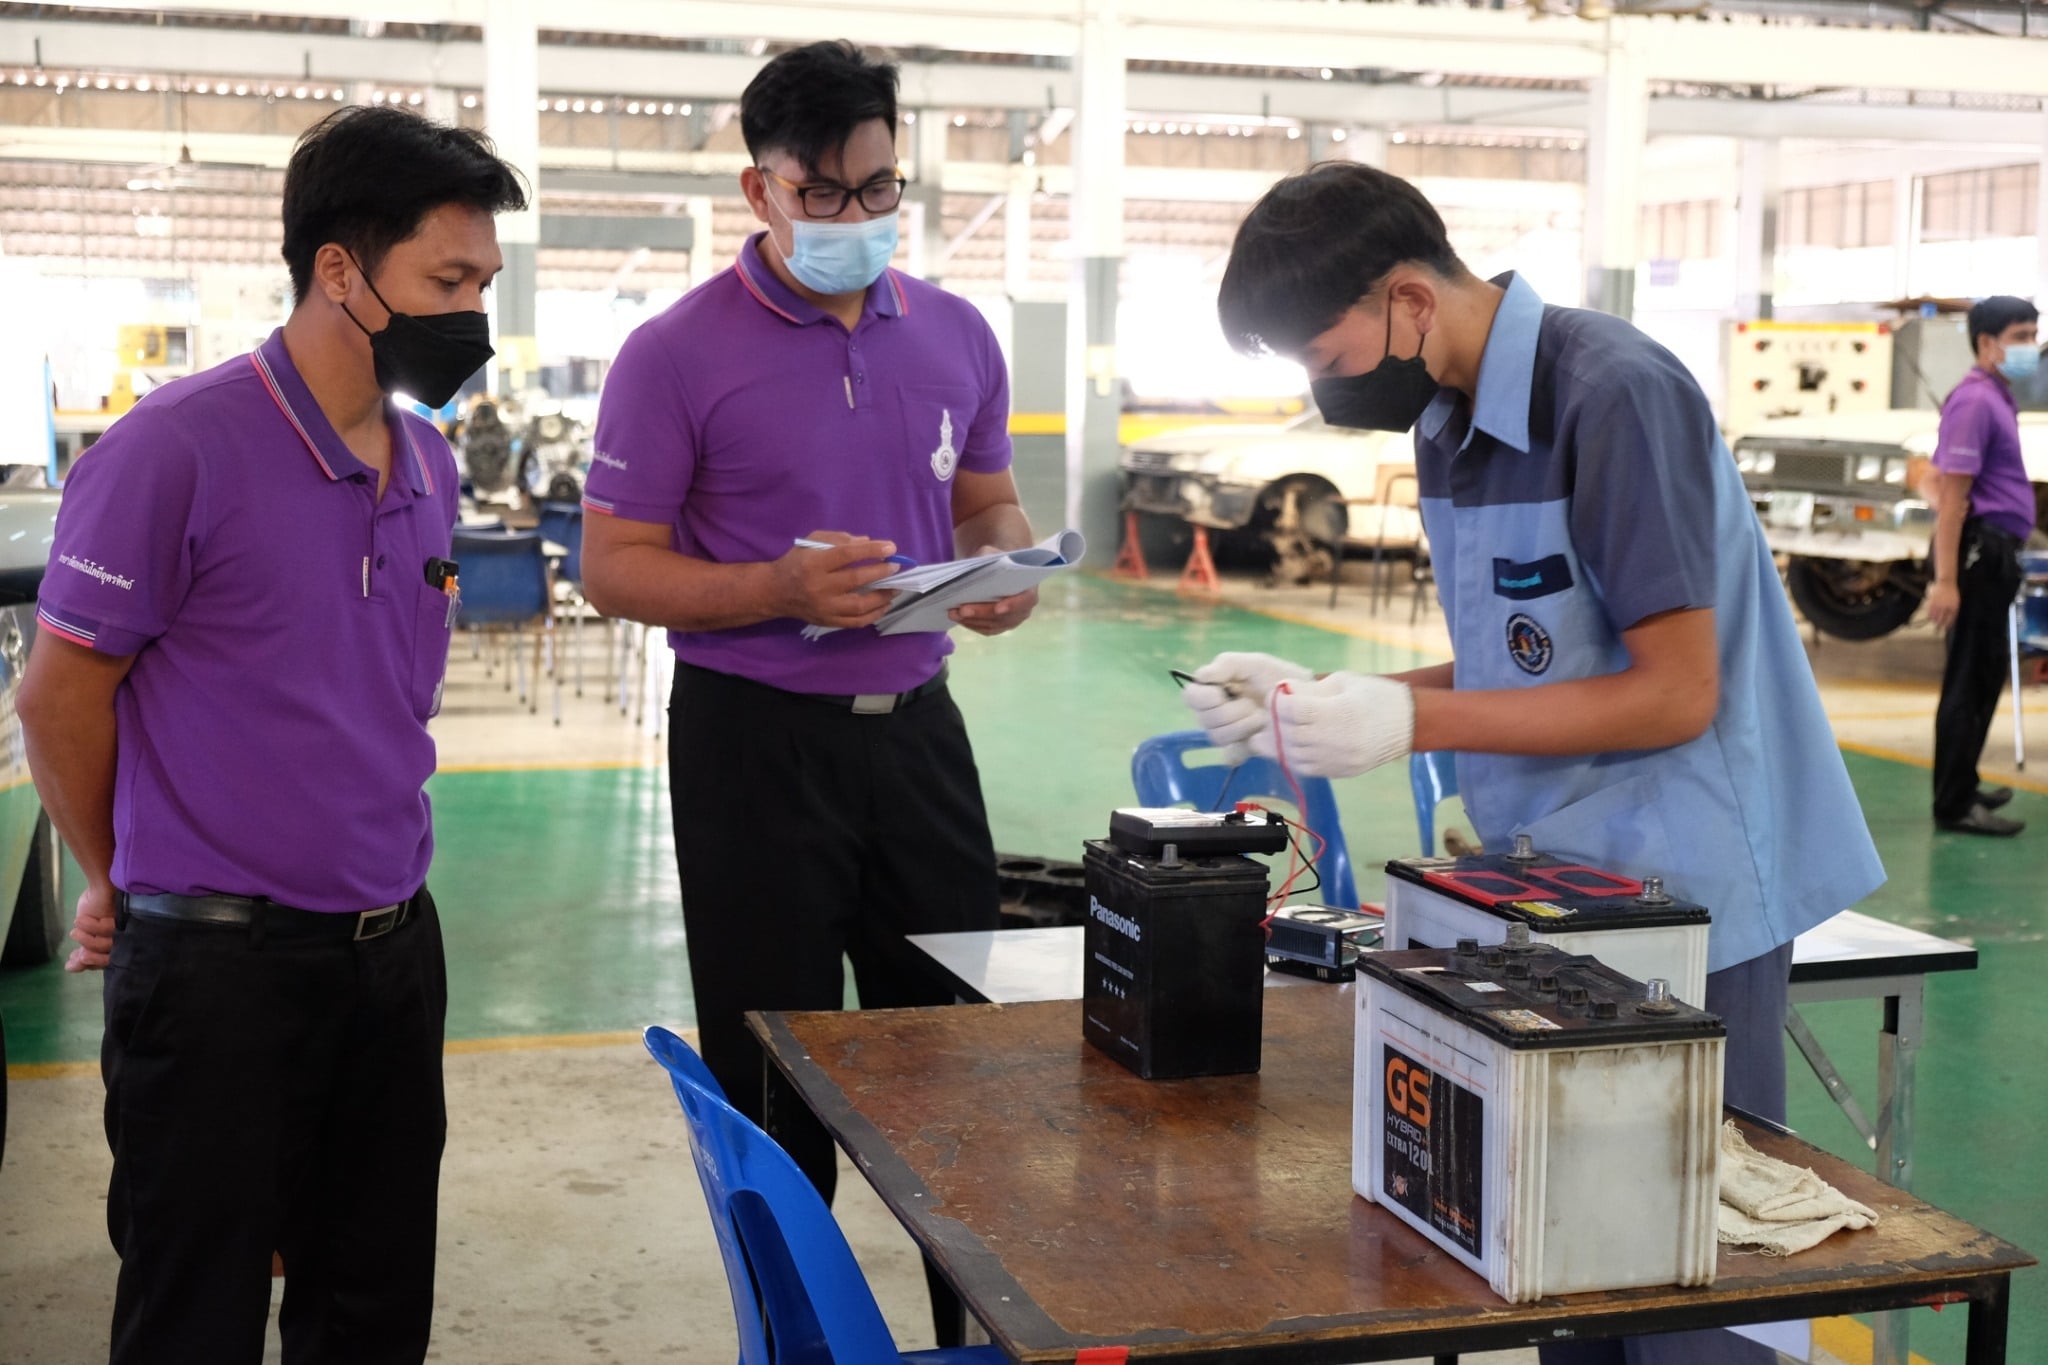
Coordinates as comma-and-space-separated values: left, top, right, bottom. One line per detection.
249, 351, 339, 481
36, 607, 96, 648
581, 494, 617, 515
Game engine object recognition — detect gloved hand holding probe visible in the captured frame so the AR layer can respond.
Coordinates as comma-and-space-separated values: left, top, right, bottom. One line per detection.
1251, 672, 1416, 779
1180, 651, 1313, 764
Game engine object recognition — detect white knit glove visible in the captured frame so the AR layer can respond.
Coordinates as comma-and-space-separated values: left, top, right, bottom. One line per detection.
1252, 672, 1416, 779
1181, 652, 1314, 765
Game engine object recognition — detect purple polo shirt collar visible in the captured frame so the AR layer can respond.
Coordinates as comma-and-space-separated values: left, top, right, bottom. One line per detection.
252, 329, 439, 498
730, 232, 909, 328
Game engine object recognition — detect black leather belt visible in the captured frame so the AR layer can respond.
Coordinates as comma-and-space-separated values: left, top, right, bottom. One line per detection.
791, 665, 949, 715
123, 891, 421, 941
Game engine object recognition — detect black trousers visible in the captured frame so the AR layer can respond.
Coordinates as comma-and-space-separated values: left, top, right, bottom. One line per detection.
1933, 518, 2025, 821
667, 664, 1000, 1344
102, 890, 448, 1365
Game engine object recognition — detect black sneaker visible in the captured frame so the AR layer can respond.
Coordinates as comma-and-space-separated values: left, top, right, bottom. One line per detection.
1978, 785, 2016, 810
1937, 804, 2026, 836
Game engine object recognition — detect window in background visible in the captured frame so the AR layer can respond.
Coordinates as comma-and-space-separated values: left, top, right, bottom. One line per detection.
1920, 164, 2039, 242
1638, 199, 1723, 261
1779, 181, 1893, 250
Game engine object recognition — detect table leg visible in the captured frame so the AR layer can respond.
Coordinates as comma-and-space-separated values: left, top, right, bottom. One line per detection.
1876, 985, 1921, 1190
1785, 1004, 1878, 1150
1873, 983, 1924, 1365
1966, 1274, 2011, 1365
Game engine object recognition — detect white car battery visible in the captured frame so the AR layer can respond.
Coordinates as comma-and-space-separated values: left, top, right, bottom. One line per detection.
1355, 941, 1725, 1303
1383, 840, 1711, 1007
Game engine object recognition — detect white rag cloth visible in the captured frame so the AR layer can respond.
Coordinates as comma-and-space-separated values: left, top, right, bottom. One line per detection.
1717, 1120, 1881, 1255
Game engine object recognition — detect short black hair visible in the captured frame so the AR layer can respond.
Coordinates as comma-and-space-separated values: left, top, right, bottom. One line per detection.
1968, 295, 2038, 352
740, 40, 899, 176
281, 105, 528, 304
1218, 162, 1467, 357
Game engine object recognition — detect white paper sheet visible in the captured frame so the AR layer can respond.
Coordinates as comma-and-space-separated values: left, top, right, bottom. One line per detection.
801, 529, 1086, 640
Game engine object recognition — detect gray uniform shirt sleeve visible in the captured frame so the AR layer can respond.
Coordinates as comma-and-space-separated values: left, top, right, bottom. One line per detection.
1564, 360, 1722, 633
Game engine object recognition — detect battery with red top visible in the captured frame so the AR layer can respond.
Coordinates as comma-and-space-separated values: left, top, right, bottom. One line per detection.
1381, 840, 1712, 1007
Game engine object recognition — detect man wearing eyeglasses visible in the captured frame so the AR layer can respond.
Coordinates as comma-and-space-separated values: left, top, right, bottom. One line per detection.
581, 40, 1035, 1346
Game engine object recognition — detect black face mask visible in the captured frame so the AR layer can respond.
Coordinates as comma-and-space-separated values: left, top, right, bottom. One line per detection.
343, 255, 495, 409
1309, 303, 1439, 432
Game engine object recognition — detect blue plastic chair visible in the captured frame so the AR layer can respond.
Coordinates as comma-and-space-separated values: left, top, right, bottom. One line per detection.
535, 500, 584, 588
536, 500, 608, 701
642, 1027, 1004, 1365
1409, 750, 1459, 857
1130, 730, 1358, 911
452, 527, 558, 723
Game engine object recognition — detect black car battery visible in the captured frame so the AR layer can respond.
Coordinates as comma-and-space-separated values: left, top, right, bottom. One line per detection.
1081, 835, 1270, 1079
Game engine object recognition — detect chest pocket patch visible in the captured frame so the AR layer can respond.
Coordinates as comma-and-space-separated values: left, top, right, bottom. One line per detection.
1492, 553, 1574, 601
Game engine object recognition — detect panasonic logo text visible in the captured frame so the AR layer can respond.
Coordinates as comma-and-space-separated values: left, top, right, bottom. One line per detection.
1089, 896, 1141, 943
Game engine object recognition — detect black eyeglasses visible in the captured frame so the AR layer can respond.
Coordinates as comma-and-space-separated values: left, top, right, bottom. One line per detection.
759, 167, 907, 219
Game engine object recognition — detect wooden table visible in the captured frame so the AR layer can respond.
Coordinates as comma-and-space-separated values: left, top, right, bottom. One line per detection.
752, 986, 2031, 1364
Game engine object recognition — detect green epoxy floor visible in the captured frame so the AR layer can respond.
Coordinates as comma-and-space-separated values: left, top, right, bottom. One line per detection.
4, 573, 2043, 1364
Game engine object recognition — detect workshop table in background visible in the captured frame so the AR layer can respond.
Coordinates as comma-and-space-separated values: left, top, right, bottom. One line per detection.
751, 986, 2031, 1365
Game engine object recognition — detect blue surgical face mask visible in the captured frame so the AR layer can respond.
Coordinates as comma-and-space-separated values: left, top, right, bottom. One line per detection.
1997, 342, 2040, 383
767, 192, 898, 296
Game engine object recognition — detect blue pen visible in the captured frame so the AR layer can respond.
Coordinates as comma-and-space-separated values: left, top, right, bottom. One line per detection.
792, 537, 916, 568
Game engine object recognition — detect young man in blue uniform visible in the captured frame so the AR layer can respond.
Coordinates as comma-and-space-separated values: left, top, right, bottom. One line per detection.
1185, 164, 1884, 1365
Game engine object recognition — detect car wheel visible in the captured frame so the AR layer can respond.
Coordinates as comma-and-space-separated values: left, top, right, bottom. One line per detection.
1256, 476, 1345, 584
1785, 556, 1926, 642
1, 813, 64, 968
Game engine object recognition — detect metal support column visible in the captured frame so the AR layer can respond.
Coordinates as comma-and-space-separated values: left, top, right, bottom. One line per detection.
485, 0, 540, 397
1066, 3, 1125, 556
908, 108, 949, 286
1733, 138, 1779, 322
1582, 27, 1648, 320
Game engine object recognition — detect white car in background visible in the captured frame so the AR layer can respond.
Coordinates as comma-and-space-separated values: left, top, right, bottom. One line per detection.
1118, 411, 1426, 583
0, 488, 66, 1169
1734, 410, 2048, 641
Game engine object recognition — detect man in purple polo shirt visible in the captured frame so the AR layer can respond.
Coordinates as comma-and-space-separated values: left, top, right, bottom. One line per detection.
18, 108, 524, 1364
581, 41, 1036, 1346
1927, 295, 2039, 837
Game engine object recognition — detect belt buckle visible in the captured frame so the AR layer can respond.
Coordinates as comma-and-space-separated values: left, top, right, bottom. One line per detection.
354, 905, 402, 941
850, 693, 897, 715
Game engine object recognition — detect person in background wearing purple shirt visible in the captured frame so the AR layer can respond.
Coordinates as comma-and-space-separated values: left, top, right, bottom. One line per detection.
1927, 295, 2038, 837
580, 41, 1037, 1347
17, 108, 526, 1365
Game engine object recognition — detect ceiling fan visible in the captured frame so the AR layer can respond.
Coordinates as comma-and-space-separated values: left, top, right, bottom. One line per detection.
125, 83, 268, 193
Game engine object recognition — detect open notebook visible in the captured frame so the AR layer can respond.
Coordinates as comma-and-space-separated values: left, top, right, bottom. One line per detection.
801, 529, 1086, 640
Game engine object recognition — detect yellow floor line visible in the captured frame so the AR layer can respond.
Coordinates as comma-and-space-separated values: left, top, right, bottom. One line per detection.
436, 758, 657, 774
1838, 738, 2048, 794
443, 1029, 646, 1054
8, 1030, 677, 1080
7, 1060, 97, 1080
1812, 1313, 1935, 1365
